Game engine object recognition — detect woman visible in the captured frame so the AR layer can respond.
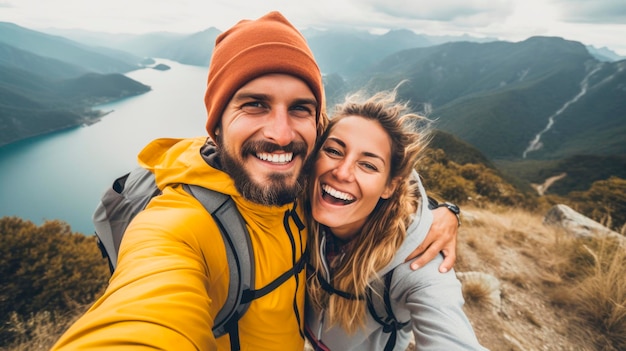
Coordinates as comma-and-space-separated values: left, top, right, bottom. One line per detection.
304, 86, 487, 350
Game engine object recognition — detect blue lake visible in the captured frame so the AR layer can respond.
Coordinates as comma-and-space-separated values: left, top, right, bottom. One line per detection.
0, 60, 209, 234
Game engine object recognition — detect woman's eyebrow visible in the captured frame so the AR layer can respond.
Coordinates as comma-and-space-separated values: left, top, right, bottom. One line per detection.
326, 137, 386, 164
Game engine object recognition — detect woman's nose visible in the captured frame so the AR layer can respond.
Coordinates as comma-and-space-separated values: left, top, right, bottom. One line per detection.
332, 160, 355, 182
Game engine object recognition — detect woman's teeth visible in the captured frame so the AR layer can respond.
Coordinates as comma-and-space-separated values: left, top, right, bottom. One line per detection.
322, 184, 355, 203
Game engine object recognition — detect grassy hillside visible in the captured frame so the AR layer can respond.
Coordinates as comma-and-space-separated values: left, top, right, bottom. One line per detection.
496, 154, 626, 195
534, 61, 626, 159
0, 22, 140, 74
0, 42, 88, 80
0, 24, 155, 147
0, 64, 150, 146
343, 37, 606, 160
456, 206, 625, 351
428, 129, 495, 167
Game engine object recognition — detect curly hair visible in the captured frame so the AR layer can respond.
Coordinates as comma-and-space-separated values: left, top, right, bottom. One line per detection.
304, 82, 432, 333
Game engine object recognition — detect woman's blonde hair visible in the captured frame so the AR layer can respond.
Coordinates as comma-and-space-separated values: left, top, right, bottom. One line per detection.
305, 82, 431, 333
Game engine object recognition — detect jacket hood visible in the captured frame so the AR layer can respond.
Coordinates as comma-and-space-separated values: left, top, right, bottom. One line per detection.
137, 137, 238, 196
136, 136, 299, 227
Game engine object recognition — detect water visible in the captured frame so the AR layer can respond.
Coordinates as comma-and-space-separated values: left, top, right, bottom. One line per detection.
0, 59, 209, 234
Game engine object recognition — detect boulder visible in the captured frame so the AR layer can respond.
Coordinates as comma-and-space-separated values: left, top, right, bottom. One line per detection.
544, 204, 624, 245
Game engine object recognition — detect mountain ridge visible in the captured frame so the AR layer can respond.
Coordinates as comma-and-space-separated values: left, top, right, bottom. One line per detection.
0, 23, 152, 147
1, 22, 624, 196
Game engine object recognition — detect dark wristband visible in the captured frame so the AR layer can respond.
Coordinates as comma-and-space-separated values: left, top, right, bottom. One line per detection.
427, 197, 461, 227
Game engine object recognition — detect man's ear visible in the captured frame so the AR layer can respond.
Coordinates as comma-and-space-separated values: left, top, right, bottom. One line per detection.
381, 177, 400, 199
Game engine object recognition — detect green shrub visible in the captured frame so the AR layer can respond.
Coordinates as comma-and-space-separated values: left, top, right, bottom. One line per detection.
0, 217, 109, 345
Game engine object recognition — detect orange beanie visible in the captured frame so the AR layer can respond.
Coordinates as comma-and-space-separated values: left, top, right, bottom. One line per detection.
204, 11, 324, 142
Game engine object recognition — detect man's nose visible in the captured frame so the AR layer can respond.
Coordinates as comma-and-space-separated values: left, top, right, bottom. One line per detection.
263, 107, 296, 146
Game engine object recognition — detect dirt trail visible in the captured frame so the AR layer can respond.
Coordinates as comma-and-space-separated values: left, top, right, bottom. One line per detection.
531, 172, 567, 196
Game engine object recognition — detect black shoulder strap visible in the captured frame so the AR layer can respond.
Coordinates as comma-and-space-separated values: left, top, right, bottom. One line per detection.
183, 184, 254, 348
366, 269, 409, 351
311, 267, 408, 351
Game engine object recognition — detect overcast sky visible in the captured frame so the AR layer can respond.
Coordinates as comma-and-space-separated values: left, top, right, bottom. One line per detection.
1, 0, 625, 55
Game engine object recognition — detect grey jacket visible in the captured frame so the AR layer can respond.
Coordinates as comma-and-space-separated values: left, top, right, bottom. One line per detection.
305, 174, 489, 351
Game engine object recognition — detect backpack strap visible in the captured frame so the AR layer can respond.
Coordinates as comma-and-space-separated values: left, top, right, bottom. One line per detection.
183, 184, 254, 351
241, 249, 308, 303
184, 185, 309, 350
310, 267, 408, 350
366, 268, 409, 351
309, 264, 363, 300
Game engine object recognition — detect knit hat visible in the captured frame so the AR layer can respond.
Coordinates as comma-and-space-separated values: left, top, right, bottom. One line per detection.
204, 11, 324, 143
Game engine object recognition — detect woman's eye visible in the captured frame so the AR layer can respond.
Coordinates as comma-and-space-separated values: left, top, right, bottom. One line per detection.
361, 163, 378, 171
323, 147, 341, 157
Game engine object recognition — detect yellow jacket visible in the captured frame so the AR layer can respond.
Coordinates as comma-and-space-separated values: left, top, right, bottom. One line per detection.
52, 137, 308, 351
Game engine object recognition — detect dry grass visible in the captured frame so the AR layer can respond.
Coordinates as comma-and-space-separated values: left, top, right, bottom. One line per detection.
462, 280, 494, 306
549, 236, 626, 350
458, 205, 626, 351
2, 309, 84, 351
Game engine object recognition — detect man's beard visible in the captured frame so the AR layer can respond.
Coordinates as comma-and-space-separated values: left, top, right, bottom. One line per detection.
217, 137, 313, 206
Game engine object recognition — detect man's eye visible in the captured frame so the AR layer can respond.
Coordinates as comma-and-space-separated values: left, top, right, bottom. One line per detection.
291, 105, 314, 117
243, 101, 263, 108
241, 102, 266, 113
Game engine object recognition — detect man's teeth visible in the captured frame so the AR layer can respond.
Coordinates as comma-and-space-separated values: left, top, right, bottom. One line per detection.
322, 184, 355, 202
256, 152, 293, 163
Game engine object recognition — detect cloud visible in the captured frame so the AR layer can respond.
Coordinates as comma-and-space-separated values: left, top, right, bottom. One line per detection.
362, 0, 515, 24
550, 0, 626, 24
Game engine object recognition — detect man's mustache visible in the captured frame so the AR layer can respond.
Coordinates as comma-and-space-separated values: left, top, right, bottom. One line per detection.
241, 140, 308, 157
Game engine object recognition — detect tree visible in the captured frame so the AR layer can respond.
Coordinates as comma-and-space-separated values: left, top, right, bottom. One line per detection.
0, 217, 109, 343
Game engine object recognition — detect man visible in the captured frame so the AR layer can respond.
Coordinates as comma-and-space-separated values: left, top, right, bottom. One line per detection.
52, 11, 458, 351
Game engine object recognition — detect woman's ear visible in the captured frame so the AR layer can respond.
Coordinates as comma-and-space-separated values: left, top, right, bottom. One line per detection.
381, 177, 400, 199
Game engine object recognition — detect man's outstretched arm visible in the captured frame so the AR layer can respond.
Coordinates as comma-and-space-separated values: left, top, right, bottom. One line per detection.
405, 204, 460, 272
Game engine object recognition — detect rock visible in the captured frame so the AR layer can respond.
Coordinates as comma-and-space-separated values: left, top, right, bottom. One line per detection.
153, 63, 171, 71
543, 204, 623, 245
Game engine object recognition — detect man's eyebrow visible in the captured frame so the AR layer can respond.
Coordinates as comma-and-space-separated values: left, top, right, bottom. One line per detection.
293, 98, 318, 108
231, 92, 269, 102
231, 94, 317, 109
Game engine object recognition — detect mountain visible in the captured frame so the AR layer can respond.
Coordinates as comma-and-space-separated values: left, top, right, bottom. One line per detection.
0, 23, 152, 147
342, 36, 626, 162
306, 29, 498, 79
43, 27, 220, 67
429, 129, 495, 168
495, 154, 626, 195
147, 27, 220, 66
586, 45, 625, 62
42, 26, 499, 74
0, 22, 143, 73
0, 41, 88, 79
0, 63, 151, 146
3, 23, 625, 195
305, 29, 430, 78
